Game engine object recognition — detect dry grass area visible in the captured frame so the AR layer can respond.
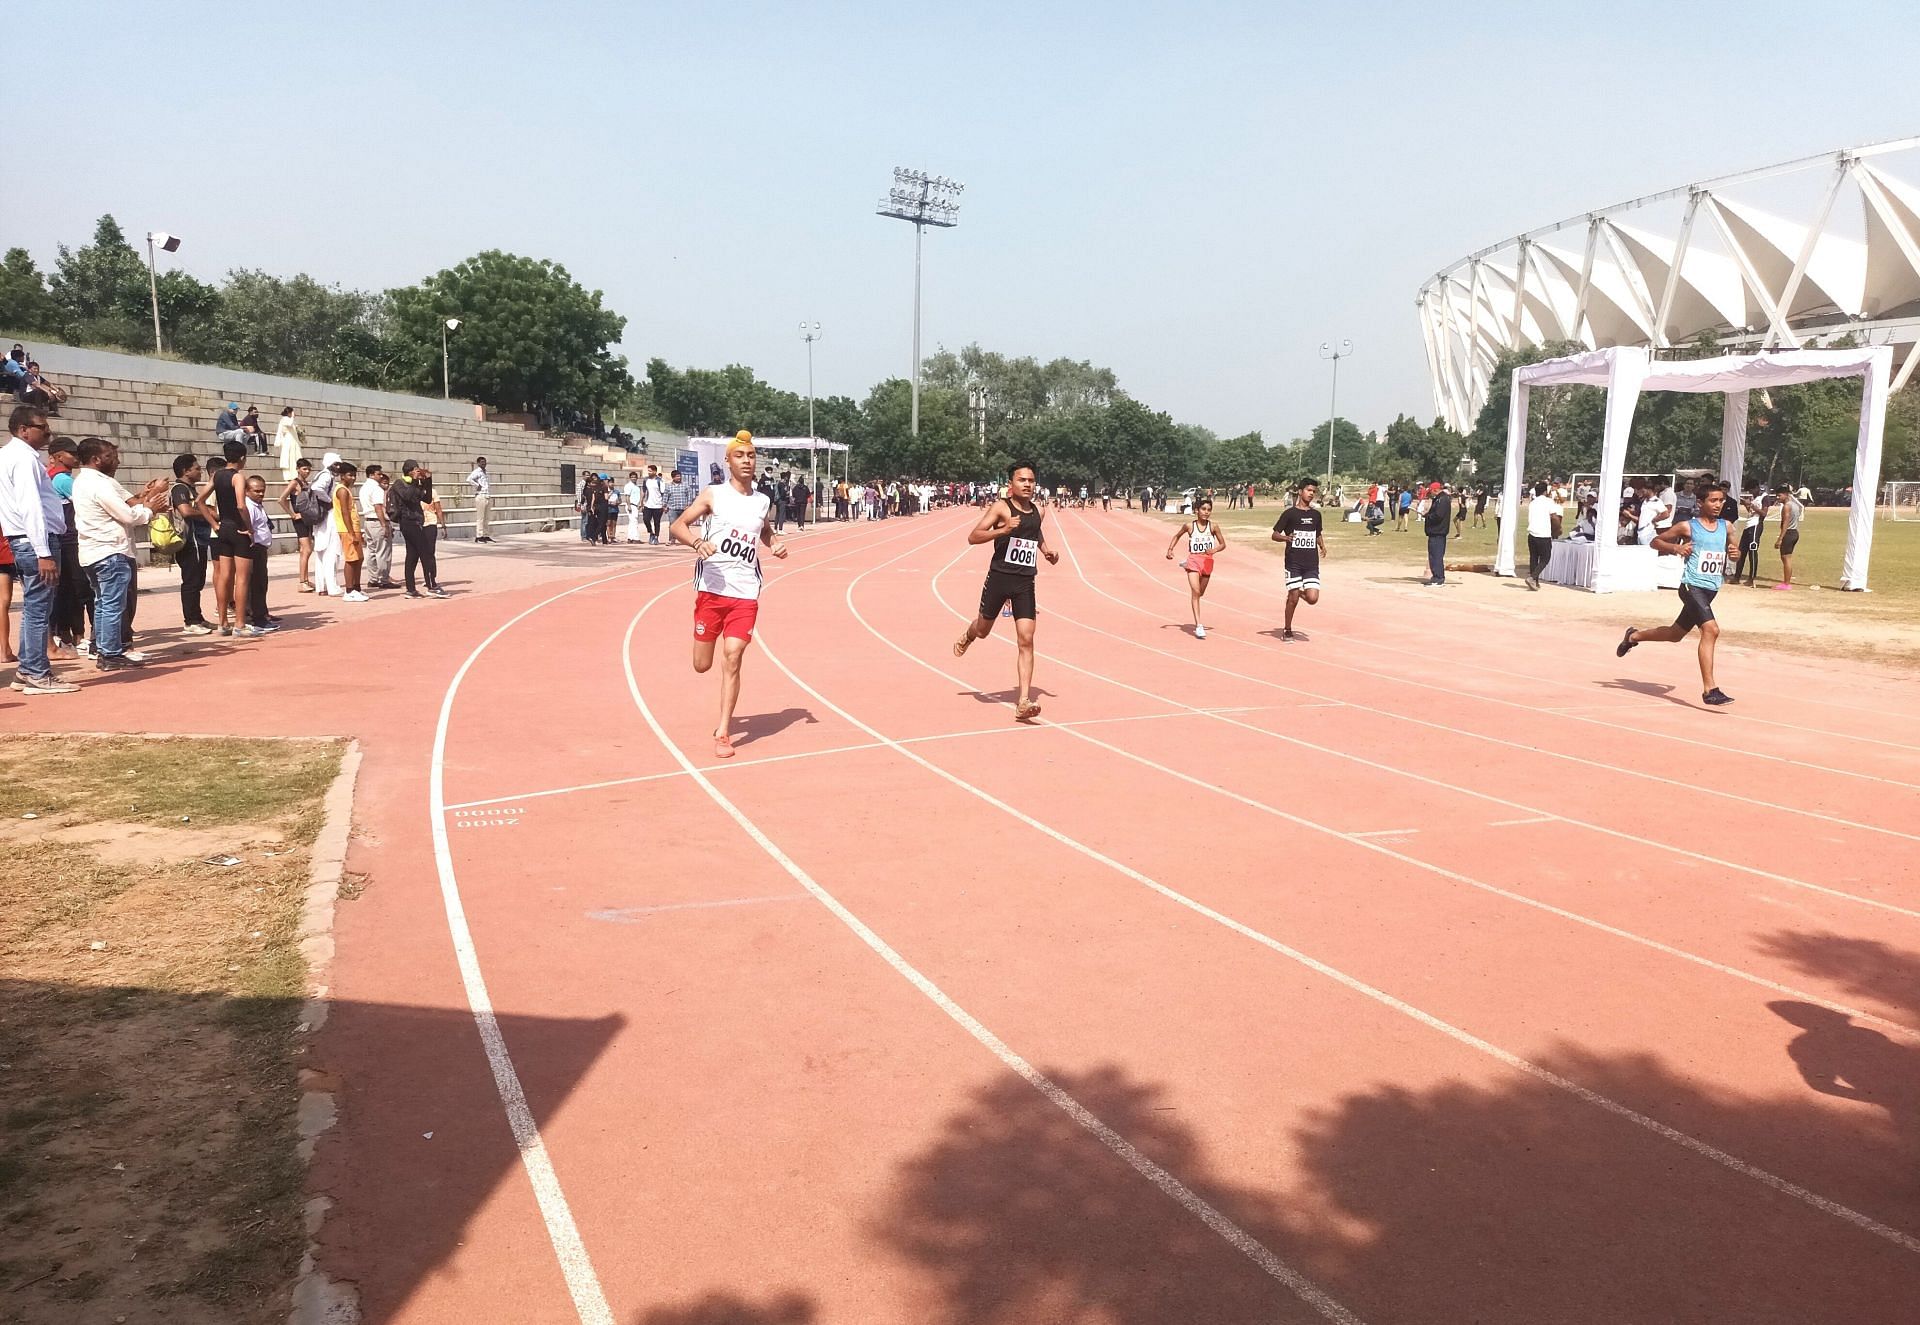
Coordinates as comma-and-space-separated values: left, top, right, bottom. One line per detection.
0, 735, 344, 1324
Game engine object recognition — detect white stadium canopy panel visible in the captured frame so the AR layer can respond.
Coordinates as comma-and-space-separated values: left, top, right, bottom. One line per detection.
1418, 136, 1920, 432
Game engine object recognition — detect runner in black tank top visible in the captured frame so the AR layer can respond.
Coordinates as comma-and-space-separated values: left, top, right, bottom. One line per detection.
953, 461, 1057, 721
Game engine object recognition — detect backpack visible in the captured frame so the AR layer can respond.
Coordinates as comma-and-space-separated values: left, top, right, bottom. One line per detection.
291, 482, 325, 523
149, 510, 183, 551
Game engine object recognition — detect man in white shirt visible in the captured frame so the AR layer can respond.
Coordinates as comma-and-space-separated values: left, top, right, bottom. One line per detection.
467, 456, 493, 543
71, 439, 173, 670
1634, 480, 1668, 547
359, 465, 394, 589
621, 471, 644, 543
1523, 481, 1564, 590
1, 405, 78, 693
640, 464, 666, 543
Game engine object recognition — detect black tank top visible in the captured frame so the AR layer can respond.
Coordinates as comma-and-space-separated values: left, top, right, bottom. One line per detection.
212, 468, 242, 535
991, 498, 1044, 577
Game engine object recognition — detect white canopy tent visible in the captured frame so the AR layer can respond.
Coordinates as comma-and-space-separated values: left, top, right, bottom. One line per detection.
688, 436, 849, 493
1495, 345, 1893, 592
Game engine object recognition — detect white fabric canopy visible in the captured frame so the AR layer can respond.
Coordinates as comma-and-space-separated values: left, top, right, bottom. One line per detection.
1495, 346, 1892, 591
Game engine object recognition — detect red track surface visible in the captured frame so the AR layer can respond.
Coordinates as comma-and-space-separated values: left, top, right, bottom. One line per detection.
17, 511, 1920, 1323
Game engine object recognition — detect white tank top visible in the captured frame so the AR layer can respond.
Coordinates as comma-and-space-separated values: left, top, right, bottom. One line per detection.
1188, 520, 1217, 555
695, 482, 773, 600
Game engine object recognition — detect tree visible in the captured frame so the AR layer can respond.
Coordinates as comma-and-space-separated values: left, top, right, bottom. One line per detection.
150, 269, 223, 355
0, 248, 59, 334
174, 270, 375, 376
1204, 432, 1270, 488
48, 215, 149, 348
1298, 417, 1369, 479
388, 251, 631, 417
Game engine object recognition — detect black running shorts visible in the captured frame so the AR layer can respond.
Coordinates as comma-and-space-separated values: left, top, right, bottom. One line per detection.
1779, 529, 1800, 556
211, 526, 252, 560
1673, 584, 1717, 633
979, 569, 1037, 621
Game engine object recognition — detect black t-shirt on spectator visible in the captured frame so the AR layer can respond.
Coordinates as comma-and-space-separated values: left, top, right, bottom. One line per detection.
1424, 494, 1452, 535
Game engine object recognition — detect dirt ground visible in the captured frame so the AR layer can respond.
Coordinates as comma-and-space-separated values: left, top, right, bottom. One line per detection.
0, 735, 343, 1325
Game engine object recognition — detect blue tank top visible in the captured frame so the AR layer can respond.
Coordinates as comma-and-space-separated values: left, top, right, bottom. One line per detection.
1682, 517, 1727, 590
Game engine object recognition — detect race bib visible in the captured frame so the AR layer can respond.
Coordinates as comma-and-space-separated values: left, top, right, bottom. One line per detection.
715, 527, 759, 566
1005, 537, 1039, 568
1697, 550, 1724, 576
1290, 530, 1318, 550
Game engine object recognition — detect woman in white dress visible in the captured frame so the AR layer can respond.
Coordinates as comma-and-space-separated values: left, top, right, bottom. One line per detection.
310, 450, 343, 595
275, 407, 306, 482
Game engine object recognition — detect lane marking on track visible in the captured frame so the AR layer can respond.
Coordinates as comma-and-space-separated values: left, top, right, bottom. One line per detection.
803, 532, 1920, 1256
444, 707, 1283, 810
1488, 815, 1558, 828
1052, 519, 1920, 898
587, 895, 807, 922
422, 512, 922, 1325
1348, 828, 1420, 839
618, 565, 1366, 1325
1077, 512, 1920, 777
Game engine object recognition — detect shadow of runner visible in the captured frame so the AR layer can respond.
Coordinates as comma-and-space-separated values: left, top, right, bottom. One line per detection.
730, 708, 819, 747
634, 1291, 814, 1324
1757, 930, 1920, 1021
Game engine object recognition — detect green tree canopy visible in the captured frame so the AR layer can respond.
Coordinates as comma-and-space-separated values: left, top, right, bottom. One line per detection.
48, 215, 149, 348
0, 248, 59, 334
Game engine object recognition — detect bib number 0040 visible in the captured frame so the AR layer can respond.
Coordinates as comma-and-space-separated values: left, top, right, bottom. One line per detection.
716, 531, 759, 565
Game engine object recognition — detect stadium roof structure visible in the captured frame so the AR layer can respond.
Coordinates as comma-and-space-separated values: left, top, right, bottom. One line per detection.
1417, 135, 1920, 432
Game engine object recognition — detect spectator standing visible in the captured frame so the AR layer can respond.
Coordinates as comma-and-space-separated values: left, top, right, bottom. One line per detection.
1772, 483, 1804, 588
1397, 486, 1414, 531
791, 476, 811, 530
279, 457, 321, 592
275, 406, 305, 479
419, 465, 448, 596
72, 438, 169, 670
44, 436, 89, 660
1524, 481, 1563, 590
332, 461, 368, 601
1, 406, 78, 693
622, 471, 644, 543
1474, 485, 1491, 527
359, 464, 394, 588
596, 475, 617, 545
208, 439, 264, 636
664, 468, 696, 534
468, 457, 493, 542
389, 460, 429, 597
243, 474, 280, 630
1423, 482, 1454, 586
1735, 490, 1766, 586
641, 464, 666, 543
772, 471, 790, 532
310, 451, 343, 596
169, 454, 214, 634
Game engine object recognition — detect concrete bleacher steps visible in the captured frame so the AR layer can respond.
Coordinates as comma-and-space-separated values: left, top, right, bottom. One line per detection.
31, 371, 673, 551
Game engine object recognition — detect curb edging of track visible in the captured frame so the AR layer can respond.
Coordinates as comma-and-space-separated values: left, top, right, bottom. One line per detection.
291, 738, 364, 1325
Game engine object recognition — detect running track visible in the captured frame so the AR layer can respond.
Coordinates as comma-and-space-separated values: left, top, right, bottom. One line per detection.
38, 510, 1920, 1323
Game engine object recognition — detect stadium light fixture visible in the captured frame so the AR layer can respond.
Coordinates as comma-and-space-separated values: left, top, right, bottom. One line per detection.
1319, 340, 1355, 496
876, 166, 964, 435
145, 231, 182, 355
443, 318, 463, 400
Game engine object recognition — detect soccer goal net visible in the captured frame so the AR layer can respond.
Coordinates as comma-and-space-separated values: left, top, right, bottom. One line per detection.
1883, 481, 1920, 520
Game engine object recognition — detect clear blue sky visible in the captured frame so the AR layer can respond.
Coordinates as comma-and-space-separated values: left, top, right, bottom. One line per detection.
26, 1, 1920, 438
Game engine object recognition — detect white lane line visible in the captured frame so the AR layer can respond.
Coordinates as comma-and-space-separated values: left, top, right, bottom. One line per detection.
1488, 816, 1558, 828
1050, 522, 1920, 904
1349, 828, 1420, 839
420, 513, 923, 1325
446, 708, 1271, 811
588, 895, 807, 921
1075, 512, 1920, 787
431, 568, 663, 1325
809, 535, 1920, 1256
618, 575, 1365, 1325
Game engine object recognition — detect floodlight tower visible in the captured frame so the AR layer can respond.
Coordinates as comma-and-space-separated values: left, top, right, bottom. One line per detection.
146, 231, 182, 354
1319, 339, 1354, 496
876, 167, 963, 435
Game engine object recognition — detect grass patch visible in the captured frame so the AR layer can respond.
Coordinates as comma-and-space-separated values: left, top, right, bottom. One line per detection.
0, 735, 344, 1324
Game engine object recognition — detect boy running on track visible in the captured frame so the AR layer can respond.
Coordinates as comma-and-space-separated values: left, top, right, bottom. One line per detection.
1271, 477, 1326, 641
953, 460, 1058, 721
1615, 480, 1734, 707
670, 431, 789, 758
1165, 495, 1226, 638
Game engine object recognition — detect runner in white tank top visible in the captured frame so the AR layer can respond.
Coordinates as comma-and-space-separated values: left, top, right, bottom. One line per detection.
1165, 496, 1227, 638
670, 432, 788, 758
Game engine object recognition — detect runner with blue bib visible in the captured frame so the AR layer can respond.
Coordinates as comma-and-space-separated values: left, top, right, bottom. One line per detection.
1615, 479, 1735, 707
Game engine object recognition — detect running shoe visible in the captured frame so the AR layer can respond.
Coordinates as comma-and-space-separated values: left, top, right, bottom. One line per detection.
713, 733, 736, 760
952, 628, 974, 658
1014, 698, 1043, 722
405, 591, 425, 600
1282, 628, 1296, 641
1616, 627, 1639, 658
123, 651, 151, 663
1194, 624, 1207, 639
21, 674, 79, 695
241, 625, 273, 638
182, 623, 214, 636
218, 625, 233, 637
344, 591, 369, 602
427, 588, 450, 599
76, 639, 94, 657
298, 582, 315, 593
1772, 582, 1792, 590
1703, 688, 1735, 706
